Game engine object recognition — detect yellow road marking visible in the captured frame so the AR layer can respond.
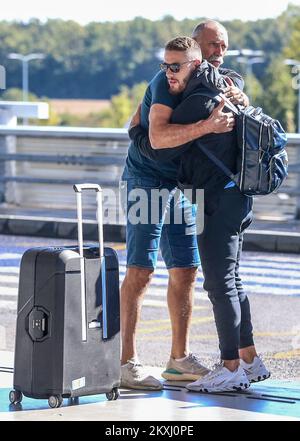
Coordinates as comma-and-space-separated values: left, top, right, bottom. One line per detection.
140, 319, 172, 325
139, 334, 216, 341
139, 330, 298, 341
254, 331, 299, 337
110, 244, 126, 250
142, 300, 208, 309
138, 316, 214, 334
143, 300, 168, 308
193, 306, 209, 311
140, 309, 209, 325
140, 315, 212, 325
272, 349, 300, 359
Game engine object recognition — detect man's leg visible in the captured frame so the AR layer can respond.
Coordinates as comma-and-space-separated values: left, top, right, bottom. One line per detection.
121, 267, 153, 364
234, 233, 256, 362
120, 265, 163, 390
201, 189, 256, 364
235, 234, 271, 383
120, 177, 171, 390
187, 187, 253, 392
160, 189, 210, 381
167, 267, 197, 359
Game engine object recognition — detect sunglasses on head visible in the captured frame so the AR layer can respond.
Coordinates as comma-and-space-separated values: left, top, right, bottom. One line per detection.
159, 60, 194, 73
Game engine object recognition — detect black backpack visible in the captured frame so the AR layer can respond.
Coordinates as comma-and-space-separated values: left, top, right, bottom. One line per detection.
196, 93, 288, 196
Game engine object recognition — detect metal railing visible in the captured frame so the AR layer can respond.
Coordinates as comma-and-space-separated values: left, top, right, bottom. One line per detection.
0, 125, 299, 223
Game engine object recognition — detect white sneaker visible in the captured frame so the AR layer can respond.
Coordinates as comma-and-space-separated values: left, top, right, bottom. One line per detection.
240, 356, 271, 383
186, 363, 250, 393
162, 353, 210, 381
121, 359, 163, 390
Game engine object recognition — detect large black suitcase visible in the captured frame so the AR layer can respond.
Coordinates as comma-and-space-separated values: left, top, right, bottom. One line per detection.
9, 183, 121, 408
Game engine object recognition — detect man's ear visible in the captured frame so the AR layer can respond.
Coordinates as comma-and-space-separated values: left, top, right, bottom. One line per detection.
194, 59, 202, 67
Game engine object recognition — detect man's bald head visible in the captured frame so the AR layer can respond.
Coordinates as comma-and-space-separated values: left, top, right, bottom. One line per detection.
192, 20, 229, 68
192, 20, 228, 40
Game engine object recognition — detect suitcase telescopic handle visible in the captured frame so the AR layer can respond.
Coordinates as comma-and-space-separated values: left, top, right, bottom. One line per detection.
73, 183, 101, 193
73, 183, 107, 341
73, 183, 104, 259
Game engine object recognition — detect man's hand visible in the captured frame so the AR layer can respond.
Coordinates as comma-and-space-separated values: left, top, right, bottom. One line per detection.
129, 103, 141, 131
203, 99, 235, 134
223, 77, 249, 106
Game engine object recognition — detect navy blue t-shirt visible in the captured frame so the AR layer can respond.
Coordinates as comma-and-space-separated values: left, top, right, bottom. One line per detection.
122, 71, 181, 181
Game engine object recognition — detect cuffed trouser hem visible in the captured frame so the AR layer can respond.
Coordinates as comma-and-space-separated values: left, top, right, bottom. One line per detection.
166, 264, 199, 270
220, 349, 240, 361
239, 339, 255, 350
221, 337, 255, 360
126, 264, 155, 270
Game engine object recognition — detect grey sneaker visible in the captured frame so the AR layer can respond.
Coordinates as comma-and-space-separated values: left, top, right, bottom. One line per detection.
240, 356, 271, 383
121, 359, 163, 390
162, 353, 210, 381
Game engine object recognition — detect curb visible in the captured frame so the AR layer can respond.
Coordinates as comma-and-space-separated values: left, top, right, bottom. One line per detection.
244, 229, 300, 253
0, 216, 299, 253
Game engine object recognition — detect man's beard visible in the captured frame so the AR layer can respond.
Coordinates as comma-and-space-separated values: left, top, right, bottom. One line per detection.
207, 55, 223, 66
169, 75, 190, 95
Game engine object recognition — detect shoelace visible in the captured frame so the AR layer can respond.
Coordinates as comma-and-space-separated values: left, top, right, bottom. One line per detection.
188, 353, 206, 367
257, 354, 265, 365
212, 361, 224, 370
129, 361, 142, 369
128, 362, 147, 377
195, 371, 224, 384
189, 354, 199, 364
204, 362, 226, 380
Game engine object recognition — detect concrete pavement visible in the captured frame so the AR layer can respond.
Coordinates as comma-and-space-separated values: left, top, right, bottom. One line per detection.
0, 235, 299, 422
1, 352, 300, 421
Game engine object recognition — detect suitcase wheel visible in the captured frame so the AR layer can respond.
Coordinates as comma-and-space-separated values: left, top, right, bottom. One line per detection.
106, 387, 119, 401
9, 389, 23, 405
106, 387, 120, 401
48, 395, 63, 408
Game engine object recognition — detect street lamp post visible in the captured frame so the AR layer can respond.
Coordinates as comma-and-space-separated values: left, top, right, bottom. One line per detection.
284, 58, 300, 219
8, 52, 45, 102
7, 53, 45, 124
284, 59, 300, 133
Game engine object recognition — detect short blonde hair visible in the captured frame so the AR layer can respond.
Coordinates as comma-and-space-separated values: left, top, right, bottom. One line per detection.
165, 36, 202, 61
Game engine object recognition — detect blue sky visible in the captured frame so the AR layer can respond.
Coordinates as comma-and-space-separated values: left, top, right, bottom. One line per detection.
0, 0, 300, 24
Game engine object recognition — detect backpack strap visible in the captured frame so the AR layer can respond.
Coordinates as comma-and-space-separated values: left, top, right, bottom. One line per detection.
197, 90, 240, 115
195, 139, 238, 185
191, 90, 240, 185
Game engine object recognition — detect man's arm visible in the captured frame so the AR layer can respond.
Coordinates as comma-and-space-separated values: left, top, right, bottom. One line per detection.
128, 103, 178, 161
221, 71, 249, 106
128, 125, 161, 160
223, 77, 249, 106
149, 100, 234, 149
218, 67, 245, 90
218, 67, 249, 106
128, 103, 160, 160
128, 103, 190, 161
128, 103, 142, 131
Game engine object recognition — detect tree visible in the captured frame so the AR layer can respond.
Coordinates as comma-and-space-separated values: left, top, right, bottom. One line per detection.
99, 82, 147, 128
281, 15, 300, 131
243, 74, 264, 107
284, 15, 300, 61
1, 7, 300, 108
1, 87, 38, 101
261, 57, 296, 132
